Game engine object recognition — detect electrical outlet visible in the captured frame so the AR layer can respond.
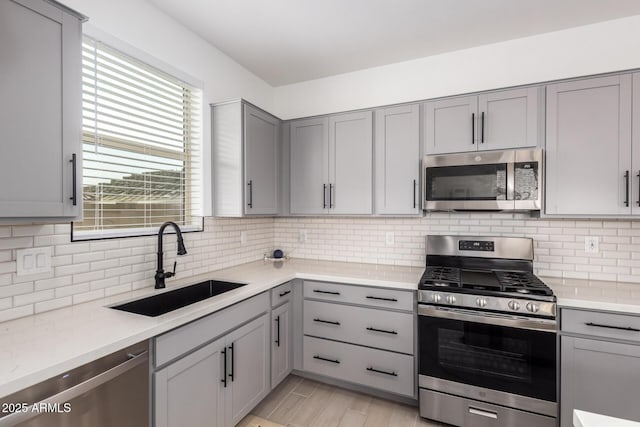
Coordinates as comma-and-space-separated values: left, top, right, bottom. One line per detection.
17, 247, 52, 276
298, 229, 307, 243
585, 236, 599, 254
385, 231, 395, 246
240, 231, 247, 244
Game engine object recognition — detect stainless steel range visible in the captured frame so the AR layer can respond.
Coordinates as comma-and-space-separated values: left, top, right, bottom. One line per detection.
418, 235, 557, 427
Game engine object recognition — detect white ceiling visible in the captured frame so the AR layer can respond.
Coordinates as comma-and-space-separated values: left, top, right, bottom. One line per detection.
148, 0, 640, 86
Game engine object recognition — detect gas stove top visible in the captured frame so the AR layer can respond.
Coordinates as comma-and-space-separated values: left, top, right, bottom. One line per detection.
418, 235, 556, 318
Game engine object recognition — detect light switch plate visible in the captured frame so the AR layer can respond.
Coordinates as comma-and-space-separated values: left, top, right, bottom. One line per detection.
298, 229, 307, 243
240, 231, 247, 244
16, 247, 52, 276
385, 232, 395, 246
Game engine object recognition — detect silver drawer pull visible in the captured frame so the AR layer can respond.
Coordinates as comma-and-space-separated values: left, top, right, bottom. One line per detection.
314, 318, 341, 326
468, 407, 498, 419
313, 289, 340, 295
366, 366, 397, 377
585, 322, 640, 332
366, 327, 398, 335
366, 296, 398, 302
313, 355, 340, 364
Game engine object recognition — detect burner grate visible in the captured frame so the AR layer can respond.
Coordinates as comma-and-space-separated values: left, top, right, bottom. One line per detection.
496, 271, 552, 296
422, 266, 460, 285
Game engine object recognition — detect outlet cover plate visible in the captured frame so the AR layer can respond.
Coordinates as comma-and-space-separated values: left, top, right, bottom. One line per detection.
585, 236, 599, 254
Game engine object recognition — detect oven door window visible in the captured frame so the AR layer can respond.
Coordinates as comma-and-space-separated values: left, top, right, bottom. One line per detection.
426, 164, 507, 201
418, 314, 556, 402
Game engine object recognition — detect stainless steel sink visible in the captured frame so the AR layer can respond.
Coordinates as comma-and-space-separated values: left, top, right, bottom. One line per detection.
110, 280, 247, 317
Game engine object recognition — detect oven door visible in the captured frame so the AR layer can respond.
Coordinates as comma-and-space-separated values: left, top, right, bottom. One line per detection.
418, 305, 556, 406
422, 150, 514, 211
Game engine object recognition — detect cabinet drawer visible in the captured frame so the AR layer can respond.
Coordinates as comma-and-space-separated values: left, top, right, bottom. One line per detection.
271, 281, 293, 307
304, 300, 413, 354
561, 308, 640, 343
303, 280, 414, 311
303, 336, 414, 397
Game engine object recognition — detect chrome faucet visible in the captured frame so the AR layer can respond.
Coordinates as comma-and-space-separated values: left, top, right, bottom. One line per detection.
155, 221, 187, 289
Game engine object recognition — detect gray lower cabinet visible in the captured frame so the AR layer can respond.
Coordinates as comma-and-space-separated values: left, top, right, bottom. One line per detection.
271, 300, 292, 387
212, 100, 280, 216
546, 75, 634, 216
374, 104, 421, 215
153, 294, 270, 427
423, 87, 541, 155
155, 337, 226, 427
0, 0, 84, 220
301, 281, 415, 398
290, 111, 373, 215
560, 308, 640, 426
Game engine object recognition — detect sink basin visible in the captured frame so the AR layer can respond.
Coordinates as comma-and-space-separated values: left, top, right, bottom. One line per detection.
110, 280, 247, 317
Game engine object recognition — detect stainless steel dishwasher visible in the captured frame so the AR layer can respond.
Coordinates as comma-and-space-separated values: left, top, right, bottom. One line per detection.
0, 341, 149, 427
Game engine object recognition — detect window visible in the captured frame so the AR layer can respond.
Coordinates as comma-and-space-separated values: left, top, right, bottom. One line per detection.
73, 36, 203, 240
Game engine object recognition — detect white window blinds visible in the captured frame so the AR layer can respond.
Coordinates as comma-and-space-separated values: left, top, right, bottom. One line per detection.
73, 36, 203, 240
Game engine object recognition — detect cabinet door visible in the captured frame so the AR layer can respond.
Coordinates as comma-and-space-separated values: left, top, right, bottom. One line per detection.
632, 73, 640, 215
290, 117, 329, 214
329, 111, 373, 215
155, 338, 225, 427
561, 336, 640, 427
477, 87, 540, 151
424, 96, 478, 154
546, 75, 632, 215
271, 301, 292, 387
244, 104, 279, 215
374, 105, 421, 215
225, 314, 270, 426
0, 0, 82, 219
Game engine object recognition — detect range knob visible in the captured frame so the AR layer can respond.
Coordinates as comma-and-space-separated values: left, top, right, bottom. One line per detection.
475, 297, 487, 308
445, 295, 456, 305
431, 293, 442, 304
508, 300, 521, 311
526, 302, 540, 313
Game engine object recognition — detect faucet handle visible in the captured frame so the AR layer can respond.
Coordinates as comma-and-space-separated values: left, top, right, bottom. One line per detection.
165, 261, 177, 279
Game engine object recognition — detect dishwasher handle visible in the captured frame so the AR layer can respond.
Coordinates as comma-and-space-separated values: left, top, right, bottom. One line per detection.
0, 351, 148, 427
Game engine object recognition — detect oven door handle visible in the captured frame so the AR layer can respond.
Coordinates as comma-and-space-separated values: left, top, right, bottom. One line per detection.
418, 304, 556, 332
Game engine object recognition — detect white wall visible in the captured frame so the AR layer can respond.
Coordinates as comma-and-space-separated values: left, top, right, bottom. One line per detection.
273, 14, 640, 119
58, 0, 277, 215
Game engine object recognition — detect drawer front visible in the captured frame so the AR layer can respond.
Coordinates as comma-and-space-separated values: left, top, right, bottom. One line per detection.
271, 281, 293, 307
303, 336, 414, 397
304, 300, 414, 354
303, 280, 414, 311
561, 308, 640, 343
419, 389, 557, 427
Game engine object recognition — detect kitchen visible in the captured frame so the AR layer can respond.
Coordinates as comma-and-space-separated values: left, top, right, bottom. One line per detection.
2, 0, 640, 426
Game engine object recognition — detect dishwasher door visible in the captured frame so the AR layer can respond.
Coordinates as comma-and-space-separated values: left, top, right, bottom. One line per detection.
0, 341, 149, 427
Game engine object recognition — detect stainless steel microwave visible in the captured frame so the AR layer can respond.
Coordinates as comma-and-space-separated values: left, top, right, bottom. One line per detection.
422, 148, 543, 211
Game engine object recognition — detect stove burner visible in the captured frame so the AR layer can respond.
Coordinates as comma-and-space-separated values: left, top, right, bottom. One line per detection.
422, 266, 460, 285
516, 288, 530, 294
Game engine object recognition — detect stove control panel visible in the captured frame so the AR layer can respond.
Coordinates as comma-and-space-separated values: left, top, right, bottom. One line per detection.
418, 290, 556, 318
459, 240, 495, 252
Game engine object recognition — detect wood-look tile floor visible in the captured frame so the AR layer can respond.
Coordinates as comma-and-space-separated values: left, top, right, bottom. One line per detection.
238, 375, 447, 427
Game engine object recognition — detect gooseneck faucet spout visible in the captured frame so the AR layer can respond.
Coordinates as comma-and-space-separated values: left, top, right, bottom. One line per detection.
155, 221, 187, 289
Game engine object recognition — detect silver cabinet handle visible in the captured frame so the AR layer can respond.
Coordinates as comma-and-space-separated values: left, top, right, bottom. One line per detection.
468, 406, 498, 419
0, 351, 148, 427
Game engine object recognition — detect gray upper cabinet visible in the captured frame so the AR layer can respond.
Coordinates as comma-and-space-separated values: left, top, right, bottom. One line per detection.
0, 0, 84, 221
546, 75, 633, 216
329, 111, 373, 215
290, 117, 329, 214
424, 88, 540, 155
374, 104, 421, 215
212, 100, 280, 217
477, 87, 540, 151
290, 112, 373, 215
424, 96, 477, 155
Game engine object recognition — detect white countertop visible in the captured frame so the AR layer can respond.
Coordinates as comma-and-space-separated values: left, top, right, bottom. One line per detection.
574, 409, 640, 427
544, 277, 640, 315
0, 258, 422, 398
